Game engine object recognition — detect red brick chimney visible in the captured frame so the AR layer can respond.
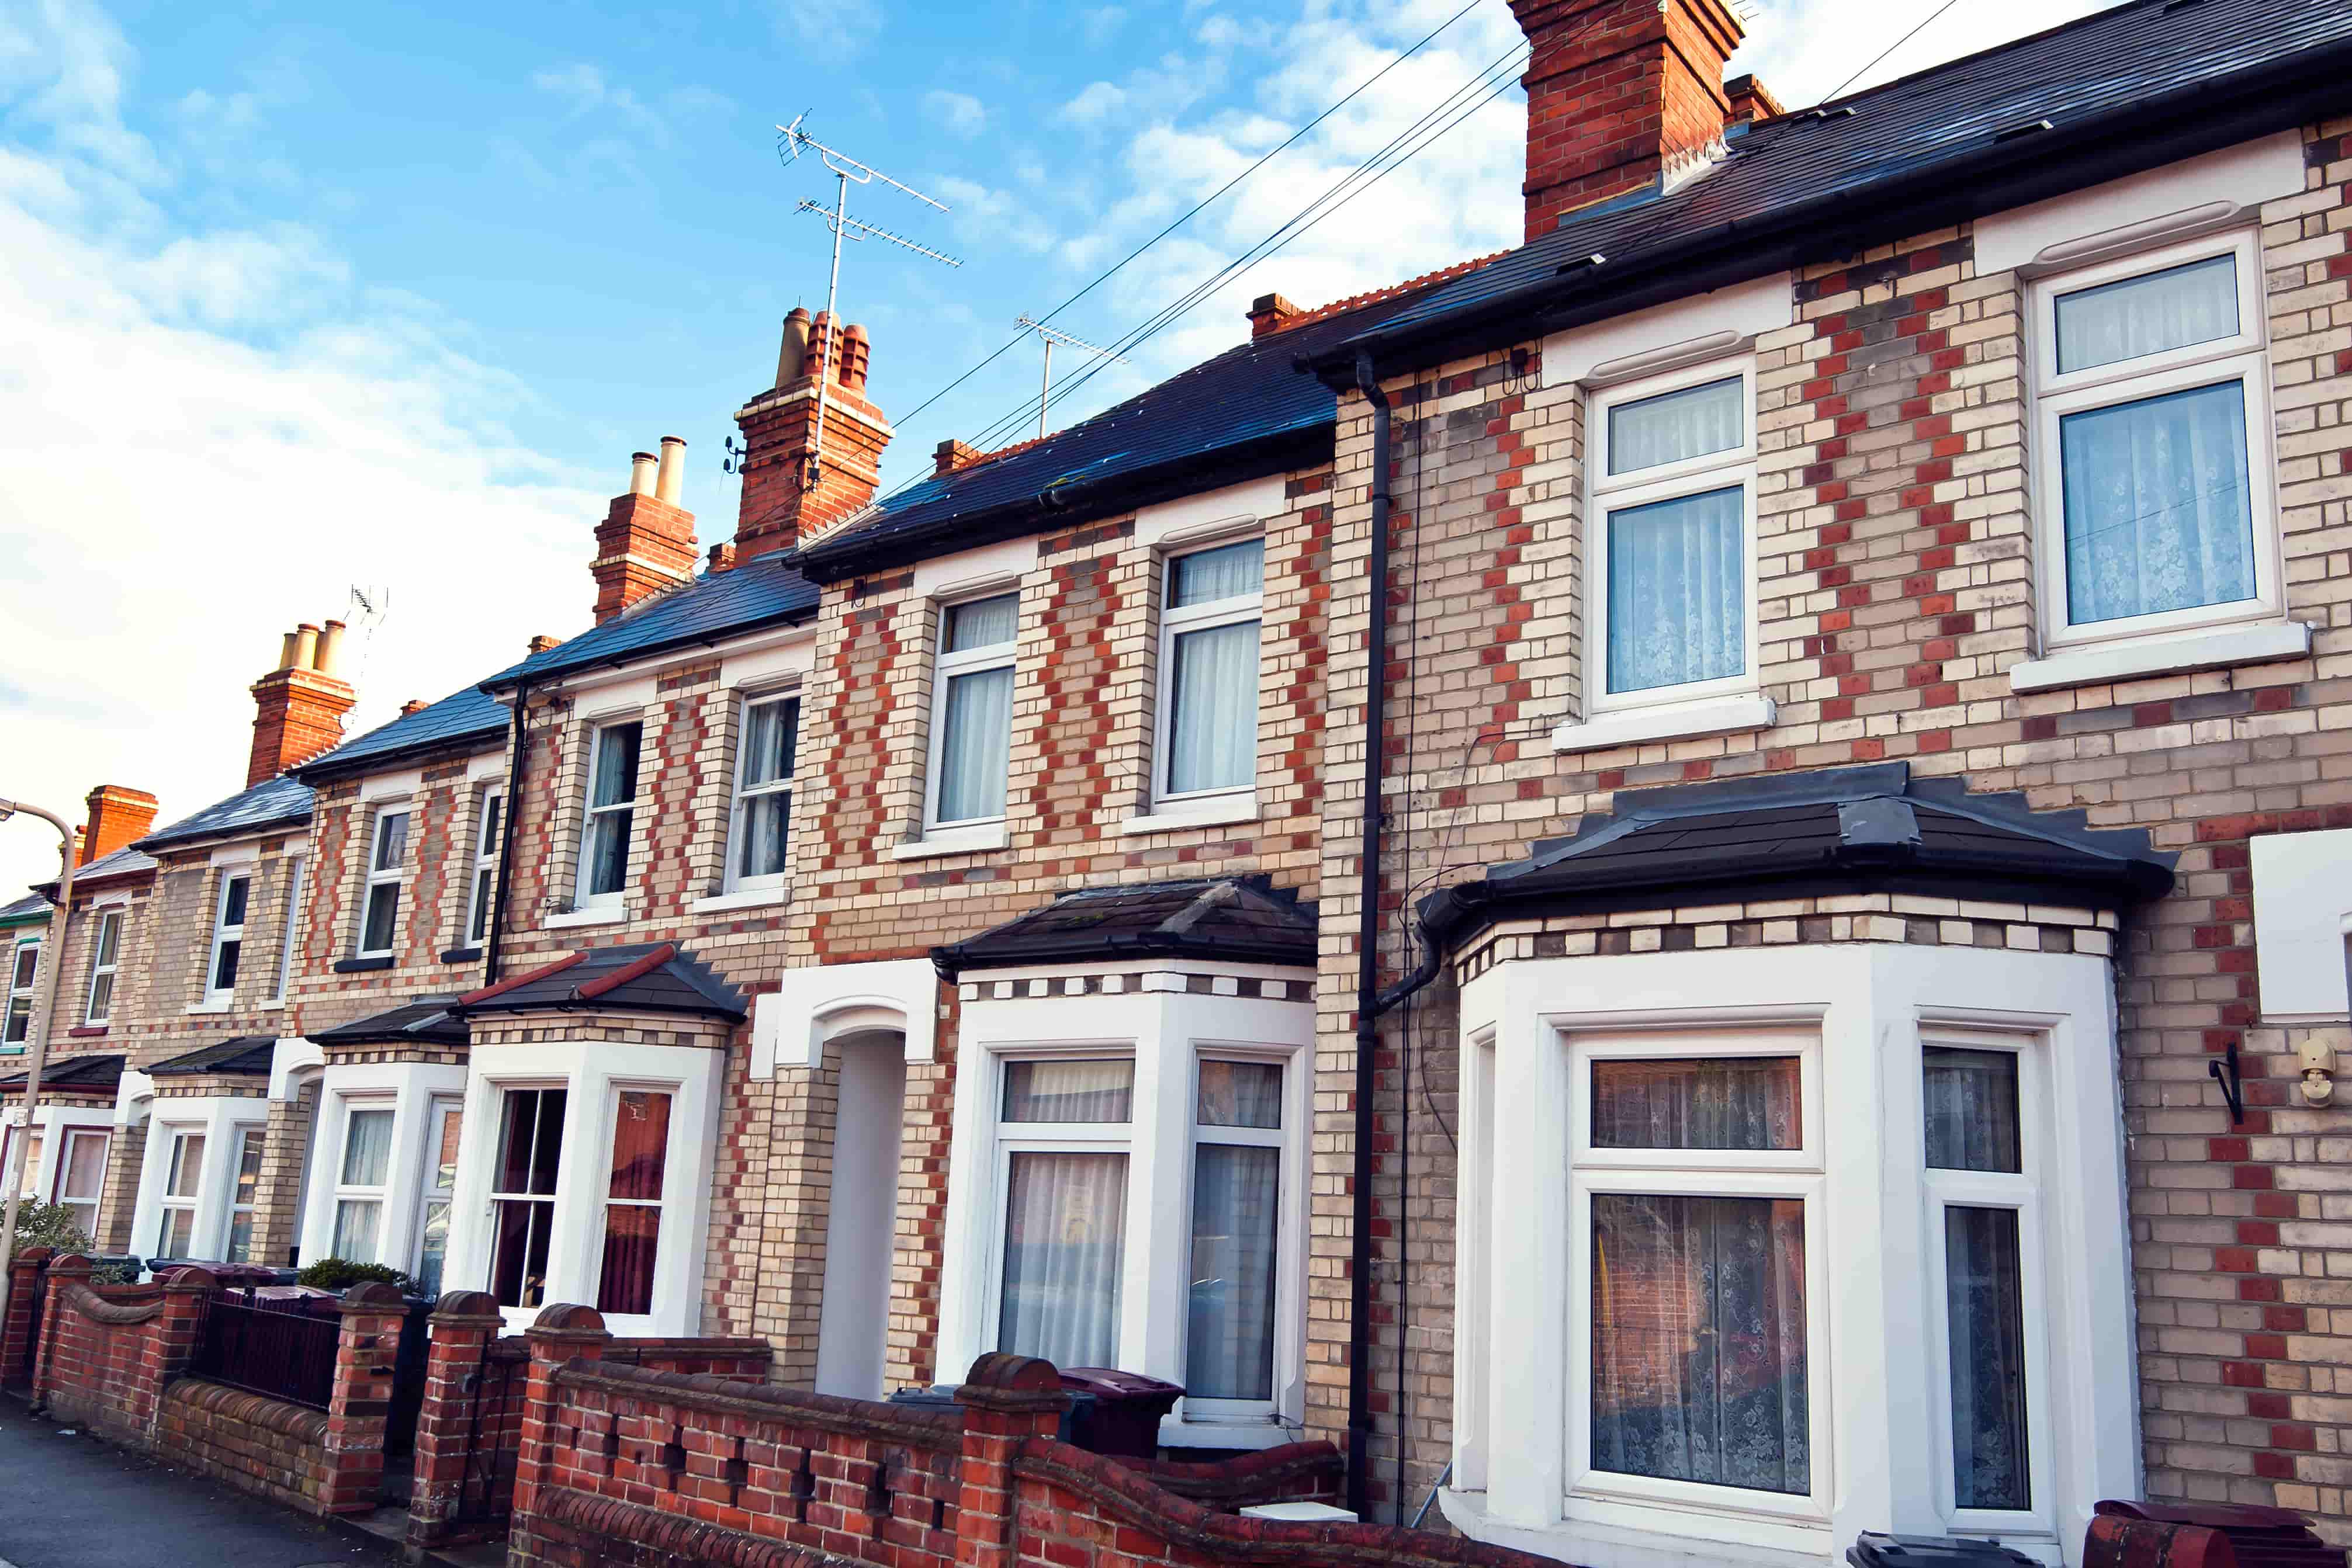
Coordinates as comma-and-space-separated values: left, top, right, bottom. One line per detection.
1724, 72, 1783, 125
590, 436, 698, 625
81, 785, 160, 866
1248, 293, 1301, 339
1513, 0, 1746, 242
248, 620, 359, 787
729, 307, 892, 558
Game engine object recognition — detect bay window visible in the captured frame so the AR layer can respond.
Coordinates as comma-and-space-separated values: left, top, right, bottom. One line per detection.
1158, 540, 1263, 803
225, 1127, 265, 1263
1187, 1059, 1284, 1415
490, 1087, 566, 1309
577, 721, 642, 908
206, 874, 250, 1004
331, 1104, 394, 1262
728, 695, 799, 890
464, 791, 503, 946
415, 1098, 462, 1298
996, 1058, 1133, 1366
53, 1128, 108, 1235
85, 909, 122, 1024
271, 856, 304, 1000
596, 1088, 673, 1316
2031, 231, 2277, 648
4, 937, 39, 1045
927, 595, 1017, 835
1585, 364, 1757, 712
359, 812, 408, 958
155, 1129, 206, 1255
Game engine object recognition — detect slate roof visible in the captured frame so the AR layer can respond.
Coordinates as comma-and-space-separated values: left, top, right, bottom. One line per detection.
296, 682, 515, 783
792, 285, 1457, 582
477, 553, 819, 692
146, 1036, 280, 1077
307, 997, 469, 1050
0, 892, 50, 927
0, 1053, 126, 1097
1421, 763, 2177, 943
1319, 0, 2352, 374
31, 842, 157, 901
931, 876, 1318, 976
458, 942, 747, 1022
134, 775, 313, 853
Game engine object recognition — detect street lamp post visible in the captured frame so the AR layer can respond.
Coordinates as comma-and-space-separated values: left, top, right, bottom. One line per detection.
0, 798, 78, 1305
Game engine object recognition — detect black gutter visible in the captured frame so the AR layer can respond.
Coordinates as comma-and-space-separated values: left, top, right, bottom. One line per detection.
483, 682, 529, 984
1305, 36, 2352, 384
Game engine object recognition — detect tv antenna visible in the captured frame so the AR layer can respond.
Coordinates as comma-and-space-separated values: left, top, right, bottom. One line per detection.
778, 114, 961, 485
1014, 316, 1128, 440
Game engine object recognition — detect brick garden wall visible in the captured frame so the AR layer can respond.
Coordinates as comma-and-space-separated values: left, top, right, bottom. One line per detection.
1307, 116, 2352, 1528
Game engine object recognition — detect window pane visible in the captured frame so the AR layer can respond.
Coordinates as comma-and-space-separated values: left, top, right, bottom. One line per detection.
1170, 540, 1264, 608
1197, 1061, 1283, 1129
741, 698, 800, 788
2056, 254, 2239, 375
226, 1210, 254, 1264
477, 793, 504, 855
234, 1130, 265, 1203
1591, 1058, 1800, 1151
341, 1108, 394, 1187
1592, 1194, 1809, 1494
168, 1135, 206, 1198
608, 1090, 671, 1202
11, 943, 37, 988
999, 1150, 1127, 1367
1187, 1144, 1279, 1400
2060, 380, 2254, 626
1003, 1059, 1133, 1123
161, 1206, 196, 1257
937, 665, 1014, 823
736, 792, 792, 881
586, 809, 634, 896
1608, 376, 1743, 475
373, 815, 409, 873
362, 883, 400, 953
12, 1132, 41, 1199
496, 1088, 566, 1196
417, 1201, 450, 1300
88, 971, 114, 1023
212, 936, 242, 993
1924, 1047, 2022, 1172
333, 1199, 382, 1263
591, 723, 642, 807
946, 593, 1019, 652
3, 998, 25, 1043
220, 876, 249, 928
1607, 485, 1744, 695
598, 1205, 662, 1316
61, 1132, 108, 1202
491, 1199, 553, 1309
433, 1109, 463, 1188
1167, 620, 1259, 795
93, 913, 119, 968
470, 869, 494, 943
1946, 1206, 2031, 1509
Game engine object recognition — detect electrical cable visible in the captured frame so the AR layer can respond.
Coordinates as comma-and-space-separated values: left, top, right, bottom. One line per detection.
1821, 0, 1964, 103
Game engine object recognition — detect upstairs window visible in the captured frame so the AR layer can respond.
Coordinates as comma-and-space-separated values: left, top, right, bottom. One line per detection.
359, 813, 408, 958
464, 789, 503, 945
577, 721, 642, 908
1159, 540, 1263, 802
928, 595, 1019, 831
1587, 365, 1757, 710
206, 873, 250, 1004
728, 695, 800, 890
271, 856, 305, 1000
2031, 233, 2276, 648
85, 908, 123, 1025
5, 937, 40, 1045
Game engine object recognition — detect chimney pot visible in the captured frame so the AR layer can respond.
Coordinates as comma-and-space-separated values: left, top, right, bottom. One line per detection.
729, 309, 890, 559
291, 623, 320, 670
629, 451, 659, 496
1248, 293, 1301, 339
247, 625, 356, 788
314, 619, 346, 676
839, 325, 871, 392
278, 630, 302, 671
655, 436, 687, 505
777, 309, 813, 387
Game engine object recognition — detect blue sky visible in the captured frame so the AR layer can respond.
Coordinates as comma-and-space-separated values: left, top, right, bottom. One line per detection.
0, 0, 2119, 891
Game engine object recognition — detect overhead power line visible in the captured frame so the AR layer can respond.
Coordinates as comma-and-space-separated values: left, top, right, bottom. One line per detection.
1821, 0, 1963, 102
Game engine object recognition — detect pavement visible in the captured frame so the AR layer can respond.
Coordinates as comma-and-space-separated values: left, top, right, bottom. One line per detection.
0, 1400, 407, 1568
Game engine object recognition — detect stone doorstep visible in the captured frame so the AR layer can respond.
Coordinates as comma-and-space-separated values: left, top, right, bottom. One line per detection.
340, 1501, 510, 1568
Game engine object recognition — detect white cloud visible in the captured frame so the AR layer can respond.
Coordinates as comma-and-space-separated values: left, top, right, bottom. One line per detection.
0, 0, 598, 896
531, 61, 670, 145
1079, 6, 1127, 48
768, 0, 885, 60
923, 88, 987, 141
1058, 81, 1128, 127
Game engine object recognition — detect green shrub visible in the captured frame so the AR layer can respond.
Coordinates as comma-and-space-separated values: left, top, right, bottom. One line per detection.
295, 1256, 415, 1294
4, 1199, 94, 1262
88, 1261, 137, 1285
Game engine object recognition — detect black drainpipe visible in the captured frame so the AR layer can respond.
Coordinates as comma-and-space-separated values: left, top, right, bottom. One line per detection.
482, 682, 529, 984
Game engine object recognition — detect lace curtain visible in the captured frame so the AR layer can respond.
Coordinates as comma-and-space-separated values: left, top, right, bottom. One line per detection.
1608, 376, 1742, 474
1946, 1206, 2031, 1508
1187, 1146, 1279, 1400
1924, 1047, 2020, 1173
1591, 1057, 1800, 1151
937, 665, 1014, 822
1606, 487, 1745, 695
999, 1151, 1129, 1368
2060, 381, 2253, 626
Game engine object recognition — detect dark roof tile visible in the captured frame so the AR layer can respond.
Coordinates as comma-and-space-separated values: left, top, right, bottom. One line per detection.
146, 1036, 280, 1077
457, 942, 747, 1022
134, 776, 312, 853
933, 875, 1317, 974
296, 684, 514, 781
477, 555, 818, 691
309, 997, 469, 1049
0, 1053, 126, 1096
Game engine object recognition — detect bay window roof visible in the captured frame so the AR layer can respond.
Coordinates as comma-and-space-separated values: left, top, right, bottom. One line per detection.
457, 941, 747, 1022
308, 996, 469, 1050
146, 1036, 279, 1078
931, 875, 1317, 977
0, 1052, 124, 1098
1422, 762, 2177, 943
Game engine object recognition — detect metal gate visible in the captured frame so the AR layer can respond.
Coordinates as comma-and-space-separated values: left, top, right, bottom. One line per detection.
385, 1299, 434, 1457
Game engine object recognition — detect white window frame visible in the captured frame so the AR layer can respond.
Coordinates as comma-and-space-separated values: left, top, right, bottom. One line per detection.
205, 873, 251, 1005
983, 1048, 1136, 1361
358, 810, 410, 959
463, 788, 503, 945
726, 693, 800, 892
574, 719, 643, 911
52, 1126, 109, 1236
2029, 229, 2280, 652
486, 1080, 570, 1313
1154, 536, 1265, 811
5, 936, 41, 1046
271, 856, 305, 1001
414, 1095, 464, 1297
330, 1098, 397, 1264
155, 1126, 209, 1257
1564, 1028, 1830, 1528
1180, 1049, 1295, 1425
594, 1082, 678, 1316
1921, 1028, 2059, 1539
1584, 359, 1761, 718
84, 908, 123, 1025
224, 1125, 267, 1264
924, 593, 1020, 839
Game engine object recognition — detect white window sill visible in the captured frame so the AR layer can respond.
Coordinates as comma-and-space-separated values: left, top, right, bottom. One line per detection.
544, 906, 628, 931
1120, 795, 1260, 836
2010, 619, 2311, 693
689, 887, 791, 915
1156, 1415, 1304, 1452
186, 1001, 233, 1015
1551, 693, 1776, 754
888, 824, 1010, 861
1439, 1489, 1851, 1568
255, 1000, 285, 1012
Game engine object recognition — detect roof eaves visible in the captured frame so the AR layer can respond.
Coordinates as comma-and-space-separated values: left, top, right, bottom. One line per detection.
476, 598, 817, 695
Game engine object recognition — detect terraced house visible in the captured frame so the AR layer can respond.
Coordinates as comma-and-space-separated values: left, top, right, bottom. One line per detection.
10, 3, 2352, 1566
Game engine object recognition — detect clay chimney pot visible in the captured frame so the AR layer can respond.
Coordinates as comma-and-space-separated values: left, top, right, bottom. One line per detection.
655, 436, 687, 505
629, 451, 658, 497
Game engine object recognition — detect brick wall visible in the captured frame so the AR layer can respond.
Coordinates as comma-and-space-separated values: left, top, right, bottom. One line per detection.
30, 1255, 205, 1444
1308, 116, 2352, 1529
